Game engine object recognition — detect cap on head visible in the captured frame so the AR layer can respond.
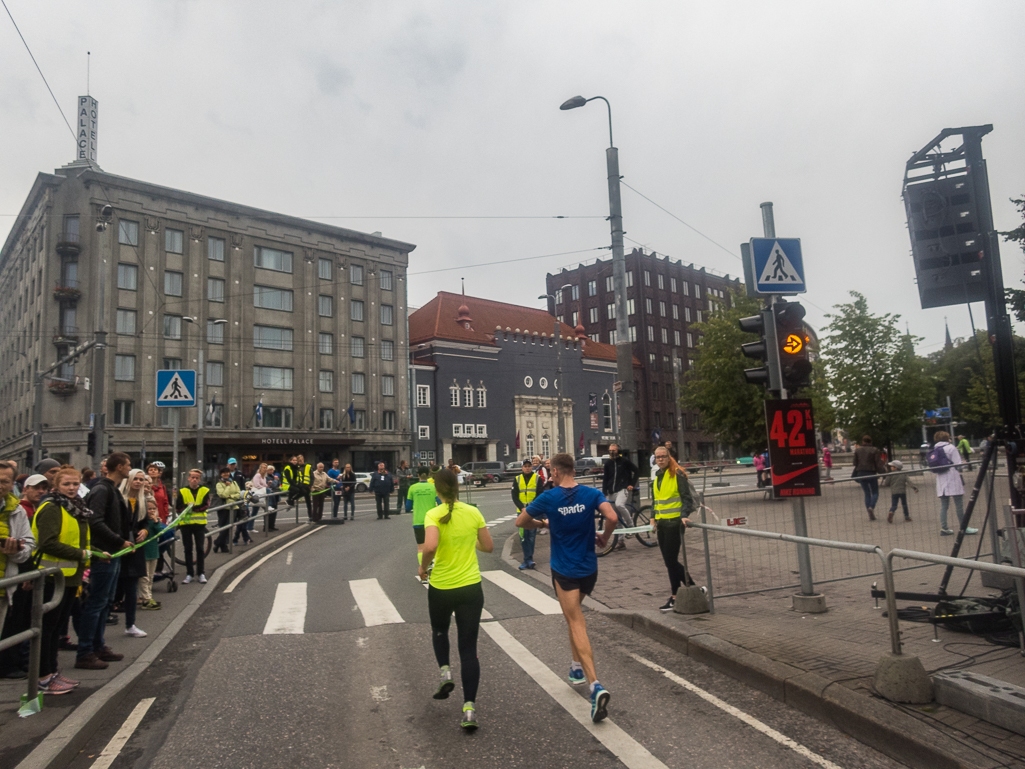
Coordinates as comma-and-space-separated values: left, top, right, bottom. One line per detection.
35, 458, 60, 473
888, 460, 903, 471
25, 474, 49, 487
522, 459, 533, 467
228, 458, 237, 465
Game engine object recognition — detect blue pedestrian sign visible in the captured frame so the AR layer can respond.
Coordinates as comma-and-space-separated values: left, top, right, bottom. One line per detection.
751, 238, 806, 294
156, 369, 196, 407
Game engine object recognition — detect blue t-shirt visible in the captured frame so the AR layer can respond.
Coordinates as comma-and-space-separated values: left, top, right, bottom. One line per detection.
327, 468, 342, 493
526, 484, 605, 578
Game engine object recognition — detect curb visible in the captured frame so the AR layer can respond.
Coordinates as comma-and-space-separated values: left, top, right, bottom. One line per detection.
606, 610, 998, 769
15, 524, 317, 769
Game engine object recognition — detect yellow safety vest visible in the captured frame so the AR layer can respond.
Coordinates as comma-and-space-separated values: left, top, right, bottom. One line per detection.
178, 487, 210, 526
517, 473, 540, 507
0, 494, 14, 597
282, 464, 310, 491
30, 499, 88, 577
653, 470, 684, 520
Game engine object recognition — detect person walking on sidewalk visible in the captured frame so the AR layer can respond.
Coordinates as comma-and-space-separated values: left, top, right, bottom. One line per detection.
371, 463, 394, 520
852, 436, 884, 520
310, 463, 329, 523
419, 468, 494, 730
931, 431, 977, 536
956, 435, 973, 470
511, 459, 541, 570
516, 453, 618, 723
177, 470, 210, 584
651, 447, 697, 613
886, 461, 918, 523
408, 466, 439, 581
822, 446, 833, 481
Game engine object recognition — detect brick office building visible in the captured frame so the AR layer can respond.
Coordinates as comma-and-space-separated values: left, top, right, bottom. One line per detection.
546, 249, 741, 461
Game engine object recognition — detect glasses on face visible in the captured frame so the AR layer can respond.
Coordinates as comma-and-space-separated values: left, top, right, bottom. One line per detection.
655, 454, 669, 462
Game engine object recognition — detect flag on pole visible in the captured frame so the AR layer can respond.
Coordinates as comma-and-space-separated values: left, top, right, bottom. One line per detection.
347, 401, 356, 424
515, 430, 520, 449
579, 431, 585, 451
255, 397, 263, 426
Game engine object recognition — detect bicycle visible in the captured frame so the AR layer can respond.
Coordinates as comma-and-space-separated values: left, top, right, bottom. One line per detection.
595, 492, 658, 557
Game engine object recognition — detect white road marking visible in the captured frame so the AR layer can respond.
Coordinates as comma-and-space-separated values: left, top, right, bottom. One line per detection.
350, 578, 405, 626
357, 636, 368, 648
263, 583, 307, 634
371, 685, 390, 701
628, 653, 844, 769
482, 623, 667, 769
411, 575, 493, 618
223, 526, 326, 593
481, 570, 562, 615
89, 697, 156, 769
285, 551, 293, 565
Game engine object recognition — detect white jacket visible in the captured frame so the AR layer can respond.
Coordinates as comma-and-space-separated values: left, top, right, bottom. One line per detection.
933, 442, 965, 497
3, 502, 35, 581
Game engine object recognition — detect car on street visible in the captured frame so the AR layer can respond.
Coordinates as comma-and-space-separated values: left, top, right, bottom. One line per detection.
575, 457, 605, 476
461, 461, 508, 481
354, 472, 371, 492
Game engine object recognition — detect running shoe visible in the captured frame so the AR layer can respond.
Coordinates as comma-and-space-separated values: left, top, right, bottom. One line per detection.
198, 574, 208, 584
568, 667, 586, 686
140, 600, 161, 610
125, 625, 147, 638
433, 667, 455, 700
518, 562, 529, 571
965, 528, 979, 535
940, 528, 954, 536
461, 702, 478, 731
590, 684, 610, 723
40, 675, 75, 695
55, 672, 80, 688
659, 597, 675, 612
183, 575, 193, 584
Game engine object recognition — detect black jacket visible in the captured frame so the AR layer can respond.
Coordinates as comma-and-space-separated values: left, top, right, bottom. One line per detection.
602, 455, 638, 496
370, 472, 393, 495
85, 476, 131, 553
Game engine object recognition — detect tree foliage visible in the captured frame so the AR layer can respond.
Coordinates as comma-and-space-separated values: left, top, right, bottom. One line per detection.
1001, 196, 1025, 323
820, 292, 932, 451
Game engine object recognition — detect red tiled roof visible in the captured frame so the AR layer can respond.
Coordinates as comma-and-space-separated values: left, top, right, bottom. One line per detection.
409, 292, 639, 365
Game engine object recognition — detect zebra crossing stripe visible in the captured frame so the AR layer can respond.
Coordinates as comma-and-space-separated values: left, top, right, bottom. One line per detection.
350, 578, 405, 626
263, 583, 307, 634
481, 570, 562, 615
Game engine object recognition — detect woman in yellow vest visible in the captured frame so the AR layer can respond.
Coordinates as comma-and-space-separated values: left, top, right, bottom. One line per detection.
651, 447, 697, 613
32, 466, 109, 695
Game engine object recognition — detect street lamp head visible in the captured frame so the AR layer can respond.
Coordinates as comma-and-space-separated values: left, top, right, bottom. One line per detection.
560, 96, 587, 111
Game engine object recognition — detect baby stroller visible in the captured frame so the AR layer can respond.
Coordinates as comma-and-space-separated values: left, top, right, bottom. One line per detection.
152, 525, 179, 593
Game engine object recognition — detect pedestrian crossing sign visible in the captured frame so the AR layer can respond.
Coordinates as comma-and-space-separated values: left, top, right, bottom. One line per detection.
156, 369, 196, 407
751, 238, 806, 294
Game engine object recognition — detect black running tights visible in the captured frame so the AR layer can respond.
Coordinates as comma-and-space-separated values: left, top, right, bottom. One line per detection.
656, 517, 693, 595
427, 581, 484, 703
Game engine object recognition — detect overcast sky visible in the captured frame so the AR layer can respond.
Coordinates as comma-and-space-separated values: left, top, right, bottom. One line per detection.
2, 1, 1023, 358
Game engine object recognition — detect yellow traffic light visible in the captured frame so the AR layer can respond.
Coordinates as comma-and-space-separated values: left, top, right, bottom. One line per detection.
782, 334, 804, 355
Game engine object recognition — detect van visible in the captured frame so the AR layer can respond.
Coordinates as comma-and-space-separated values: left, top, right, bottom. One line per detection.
575, 457, 605, 476
461, 461, 508, 481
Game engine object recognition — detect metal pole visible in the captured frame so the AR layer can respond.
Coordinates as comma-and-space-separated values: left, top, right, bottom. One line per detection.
91, 222, 110, 474
673, 358, 684, 458
26, 571, 44, 701
555, 317, 563, 453
197, 348, 205, 481
172, 407, 180, 495
699, 492, 715, 614
32, 372, 43, 465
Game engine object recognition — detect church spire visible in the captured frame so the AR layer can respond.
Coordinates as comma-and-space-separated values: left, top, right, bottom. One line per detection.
944, 318, 953, 350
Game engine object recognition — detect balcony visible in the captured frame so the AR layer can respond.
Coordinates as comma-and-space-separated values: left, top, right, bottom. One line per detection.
53, 280, 81, 304
56, 230, 81, 258
47, 378, 78, 396
52, 325, 79, 345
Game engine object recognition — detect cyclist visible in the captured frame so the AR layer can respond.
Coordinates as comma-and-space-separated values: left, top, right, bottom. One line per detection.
510, 459, 541, 570
601, 444, 637, 548
419, 469, 494, 730
177, 469, 210, 584
651, 447, 696, 612
407, 466, 438, 579
517, 453, 617, 723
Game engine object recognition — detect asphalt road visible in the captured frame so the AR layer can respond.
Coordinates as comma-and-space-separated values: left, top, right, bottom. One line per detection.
64, 491, 908, 769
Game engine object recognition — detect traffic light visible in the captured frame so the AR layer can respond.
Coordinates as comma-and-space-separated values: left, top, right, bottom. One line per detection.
775, 301, 813, 392
87, 431, 97, 457
26, 448, 34, 468
739, 308, 779, 390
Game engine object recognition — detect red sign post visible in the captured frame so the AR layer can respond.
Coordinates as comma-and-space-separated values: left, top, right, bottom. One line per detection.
765, 399, 821, 499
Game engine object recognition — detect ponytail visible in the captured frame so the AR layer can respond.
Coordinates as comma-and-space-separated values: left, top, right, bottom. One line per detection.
434, 469, 459, 523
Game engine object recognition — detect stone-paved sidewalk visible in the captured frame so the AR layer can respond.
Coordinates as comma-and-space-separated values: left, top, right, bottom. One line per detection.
511, 529, 1025, 769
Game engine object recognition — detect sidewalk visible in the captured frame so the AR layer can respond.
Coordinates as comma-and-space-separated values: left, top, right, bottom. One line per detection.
0, 517, 312, 769
509, 529, 1025, 769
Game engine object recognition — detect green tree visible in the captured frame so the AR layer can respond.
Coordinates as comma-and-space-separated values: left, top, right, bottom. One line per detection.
820, 292, 933, 452
1001, 197, 1025, 323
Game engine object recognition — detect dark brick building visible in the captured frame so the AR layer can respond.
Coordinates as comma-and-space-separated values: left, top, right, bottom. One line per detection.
546, 249, 741, 461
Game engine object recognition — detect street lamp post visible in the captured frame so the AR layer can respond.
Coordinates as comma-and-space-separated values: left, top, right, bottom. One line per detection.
185, 317, 226, 485
560, 95, 636, 462
540, 283, 574, 454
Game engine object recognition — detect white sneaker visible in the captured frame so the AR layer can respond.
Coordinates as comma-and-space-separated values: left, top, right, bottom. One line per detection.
125, 625, 147, 638
198, 574, 207, 584
183, 575, 193, 584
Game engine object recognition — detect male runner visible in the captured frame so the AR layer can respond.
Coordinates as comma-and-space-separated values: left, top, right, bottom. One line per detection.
406, 466, 439, 581
516, 452, 618, 723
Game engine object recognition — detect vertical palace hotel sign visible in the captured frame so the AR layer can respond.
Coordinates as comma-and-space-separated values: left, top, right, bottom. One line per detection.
78, 96, 98, 163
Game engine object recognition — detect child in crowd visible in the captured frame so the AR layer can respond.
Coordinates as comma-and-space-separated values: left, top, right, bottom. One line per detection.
886, 460, 918, 523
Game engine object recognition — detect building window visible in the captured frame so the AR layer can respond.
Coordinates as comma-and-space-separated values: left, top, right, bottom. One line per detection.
463, 385, 473, 406
254, 285, 294, 311
649, 353, 657, 367
450, 385, 460, 407
647, 325, 654, 342
319, 295, 333, 317
382, 375, 395, 396
627, 298, 635, 316
555, 289, 563, 305
380, 269, 393, 291
381, 339, 394, 361
674, 330, 681, 347
695, 285, 702, 299
571, 311, 579, 326
319, 332, 333, 355
164, 271, 183, 297
661, 327, 669, 344
380, 304, 394, 326
644, 270, 651, 287
253, 365, 293, 390
696, 310, 703, 323
652, 381, 660, 400
163, 357, 181, 369
208, 237, 225, 261
117, 263, 138, 290
645, 298, 653, 314
659, 301, 667, 317
254, 246, 293, 273
206, 404, 223, 428
351, 372, 366, 395
353, 409, 366, 429
603, 394, 612, 431
351, 300, 364, 321
673, 304, 679, 320
263, 406, 294, 429
654, 412, 662, 429
417, 384, 430, 407
606, 303, 615, 320
609, 329, 617, 344
589, 307, 598, 324
605, 276, 614, 293
351, 337, 365, 358
318, 258, 333, 280
453, 424, 464, 437
319, 370, 334, 392
681, 281, 689, 296
207, 361, 224, 386
476, 387, 486, 408
254, 325, 293, 350
419, 425, 430, 439
382, 411, 396, 430
208, 277, 225, 302
685, 306, 692, 322
671, 277, 677, 293
319, 408, 334, 430
658, 273, 664, 290
350, 264, 364, 285
626, 271, 634, 288
587, 280, 597, 297
541, 435, 551, 458
570, 284, 580, 300
589, 333, 599, 343
207, 320, 224, 344
667, 383, 675, 400
118, 220, 139, 246
113, 400, 134, 426
163, 314, 182, 340
165, 228, 184, 254
629, 326, 637, 342
525, 435, 535, 457
687, 332, 694, 347
114, 354, 135, 381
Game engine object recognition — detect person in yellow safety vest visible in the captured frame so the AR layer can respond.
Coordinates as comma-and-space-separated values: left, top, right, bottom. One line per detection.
510, 459, 542, 570
651, 446, 698, 613
176, 469, 211, 584
283, 454, 313, 521
32, 466, 106, 694
0, 465, 34, 633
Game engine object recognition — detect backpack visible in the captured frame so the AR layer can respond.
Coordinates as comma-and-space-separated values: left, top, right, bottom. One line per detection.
927, 444, 953, 473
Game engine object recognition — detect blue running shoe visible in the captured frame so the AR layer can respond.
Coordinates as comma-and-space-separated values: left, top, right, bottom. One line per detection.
568, 667, 586, 686
590, 684, 610, 723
